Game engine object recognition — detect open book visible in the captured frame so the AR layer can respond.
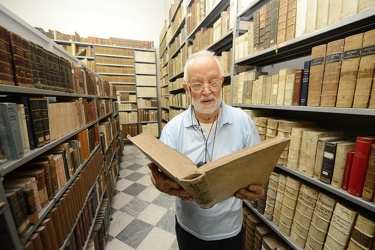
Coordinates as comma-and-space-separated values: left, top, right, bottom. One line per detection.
127, 133, 290, 208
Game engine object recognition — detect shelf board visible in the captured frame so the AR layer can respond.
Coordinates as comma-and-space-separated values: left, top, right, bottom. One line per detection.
95, 63, 134, 67
277, 165, 375, 213
95, 53, 134, 59
235, 9, 375, 66
0, 85, 96, 98
207, 30, 233, 54
0, 120, 97, 176
233, 104, 375, 116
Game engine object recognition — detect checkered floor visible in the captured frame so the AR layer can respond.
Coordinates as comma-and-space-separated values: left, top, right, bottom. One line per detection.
105, 144, 178, 250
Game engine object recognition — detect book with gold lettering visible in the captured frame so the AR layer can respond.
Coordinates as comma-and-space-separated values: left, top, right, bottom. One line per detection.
128, 133, 290, 209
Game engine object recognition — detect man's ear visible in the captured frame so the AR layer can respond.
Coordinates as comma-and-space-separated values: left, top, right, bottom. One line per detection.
183, 83, 189, 93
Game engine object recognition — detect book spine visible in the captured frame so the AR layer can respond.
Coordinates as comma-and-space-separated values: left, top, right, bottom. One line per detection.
331, 142, 355, 188
277, 0, 288, 44
320, 39, 345, 107
269, 0, 280, 47
336, 33, 364, 108
16, 103, 30, 153
300, 60, 311, 106
353, 29, 375, 108
28, 97, 45, 147
307, 44, 327, 106
39, 98, 50, 144
0, 103, 24, 159
348, 136, 375, 196
292, 69, 303, 106
342, 151, 354, 191
320, 142, 338, 184
348, 214, 375, 249
362, 144, 375, 201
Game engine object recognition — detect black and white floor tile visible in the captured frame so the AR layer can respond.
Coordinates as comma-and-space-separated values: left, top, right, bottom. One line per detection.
105, 144, 178, 250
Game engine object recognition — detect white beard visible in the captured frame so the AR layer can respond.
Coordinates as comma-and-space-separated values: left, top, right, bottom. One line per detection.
192, 92, 222, 115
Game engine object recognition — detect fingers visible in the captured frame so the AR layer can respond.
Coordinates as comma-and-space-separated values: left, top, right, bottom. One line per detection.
234, 184, 265, 201
148, 163, 193, 201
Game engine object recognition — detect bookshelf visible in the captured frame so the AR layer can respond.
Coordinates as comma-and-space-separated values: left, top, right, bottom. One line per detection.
0, 4, 120, 250
160, 0, 375, 249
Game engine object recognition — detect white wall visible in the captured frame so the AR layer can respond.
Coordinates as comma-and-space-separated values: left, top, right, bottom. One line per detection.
0, 0, 173, 47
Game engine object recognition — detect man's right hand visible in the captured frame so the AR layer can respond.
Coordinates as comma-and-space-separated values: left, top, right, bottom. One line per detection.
148, 163, 193, 201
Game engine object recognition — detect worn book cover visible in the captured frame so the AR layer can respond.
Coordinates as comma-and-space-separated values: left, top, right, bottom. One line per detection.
128, 133, 290, 209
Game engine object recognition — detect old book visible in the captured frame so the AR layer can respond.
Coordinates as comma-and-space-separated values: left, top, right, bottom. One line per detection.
273, 174, 287, 226
26, 160, 54, 201
287, 127, 319, 170
265, 76, 273, 105
37, 154, 59, 196
0, 96, 36, 150
253, 9, 260, 52
305, 0, 318, 34
342, 151, 354, 191
325, 202, 357, 249
336, 33, 364, 107
358, 0, 375, 13
295, 0, 307, 37
52, 153, 67, 190
362, 144, 375, 201
128, 133, 290, 208
320, 140, 342, 184
277, 0, 288, 44
277, 68, 298, 105
9, 168, 49, 208
41, 216, 59, 250
28, 97, 45, 148
5, 187, 30, 236
284, 73, 296, 105
307, 44, 327, 106
300, 60, 311, 106
320, 39, 345, 107
342, 0, 358, 19
313, 136, 344, 179
32, 97, 50, 144
16, 103, 30, 154
348, 214, 375, 249
35, 225, 53, 250
298, 130, 343, 177
315, 0, 329, 30
0, 102, 24, 160
331, 141, 356, 188
3, 179, 38, 223
353, 29, 375, 108
348, 136, 375, 197
269, 0, 280, 47
270, 74, 279, 105
285, 0, 297, 41
292, 69, 303, 106
328, 0, 343, 25
8, 32, 29, 87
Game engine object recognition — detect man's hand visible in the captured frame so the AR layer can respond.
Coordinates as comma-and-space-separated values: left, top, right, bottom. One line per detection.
148, 163, 193, 201
234, 184, 265, 201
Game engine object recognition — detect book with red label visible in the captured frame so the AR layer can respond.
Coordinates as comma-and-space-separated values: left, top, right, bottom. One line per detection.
347, 136, 375, 196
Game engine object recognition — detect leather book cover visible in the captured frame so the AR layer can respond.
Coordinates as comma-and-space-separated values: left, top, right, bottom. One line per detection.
336, 33, 364, 108
35, 225, 53, 250
361, 143, 375, 201
300, 60, 311, 106
8, 31, 29, 87
28, 97, 45, 148
5, 187, 30, 236
331, 141, 355, 188
37, 154, 59, 195
320, 141, 341, 184
320, 39, 345, 107
41, 216, 59, 250
307, 44, 327, 106
0, 26, 15, 85
128, 133, 290, 209
0, 102, 24, 160
253, 10, 260, 52
342, 151, 354, 191
292, 69, 303, 106
50, 207, 64, 248
26, 160, 54, 201
348, 136, 375, 196
353, 29, 375, 108
313, 136, 344, 179
348, 214, 375, 249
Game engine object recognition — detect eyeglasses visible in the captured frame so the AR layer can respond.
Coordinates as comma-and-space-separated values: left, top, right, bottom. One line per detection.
189, 81, 221, 92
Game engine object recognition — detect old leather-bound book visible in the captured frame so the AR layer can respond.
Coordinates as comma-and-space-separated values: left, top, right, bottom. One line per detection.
128, 132, 290, 209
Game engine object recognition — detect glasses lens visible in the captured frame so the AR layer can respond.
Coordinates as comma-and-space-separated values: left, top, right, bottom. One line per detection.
190, 82, 220, 92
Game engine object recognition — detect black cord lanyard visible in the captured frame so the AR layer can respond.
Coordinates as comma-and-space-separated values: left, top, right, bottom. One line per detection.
197, 114, 218, 167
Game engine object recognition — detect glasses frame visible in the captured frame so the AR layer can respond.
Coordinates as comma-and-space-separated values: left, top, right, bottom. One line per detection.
188, 80, 222, 92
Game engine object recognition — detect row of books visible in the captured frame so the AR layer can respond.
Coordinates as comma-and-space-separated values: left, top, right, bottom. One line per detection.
135, 63, 156, 75
137, 109, 158, 122
0, 97, 99, 163
242, 205, 292, 250
21, 149, 104, 250
136, 75, 157, 86
251, 172, 375, 249
140, 123, 159, 137
121, 124, 139, 138
36, 27, 154, 49
233, 28, 375, 109
0, 26, 111, 97
137, 98, 158, 109
240, 0, 374, 56
254, 116, 375, 202
134, 50, 156, 63
4, 132, 101, 239
119, 111, 138, 124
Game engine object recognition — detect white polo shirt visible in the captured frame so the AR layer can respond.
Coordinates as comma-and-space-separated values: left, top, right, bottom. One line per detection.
159, 102, 260, 241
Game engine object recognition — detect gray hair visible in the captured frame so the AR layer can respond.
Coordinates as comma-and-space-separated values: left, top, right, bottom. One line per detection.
183, 50, 224, 83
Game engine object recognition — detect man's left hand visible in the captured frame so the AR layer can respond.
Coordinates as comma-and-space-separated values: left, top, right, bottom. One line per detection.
234, 184, 265, 201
